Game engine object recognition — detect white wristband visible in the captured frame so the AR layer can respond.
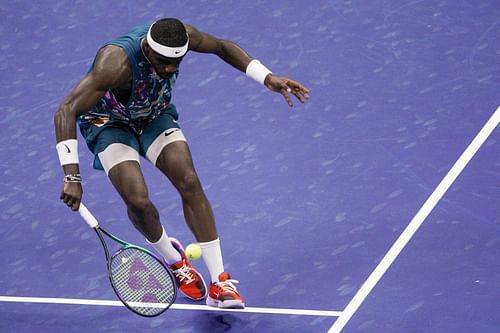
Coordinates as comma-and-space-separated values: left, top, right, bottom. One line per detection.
246, 59, 272, 85
56, 139, 79, 166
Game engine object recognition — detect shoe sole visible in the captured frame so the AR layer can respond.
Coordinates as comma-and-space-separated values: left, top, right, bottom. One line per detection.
206, 296, 245, 309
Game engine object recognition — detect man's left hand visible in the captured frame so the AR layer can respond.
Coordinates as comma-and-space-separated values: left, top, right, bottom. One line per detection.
264, 75, 310, 107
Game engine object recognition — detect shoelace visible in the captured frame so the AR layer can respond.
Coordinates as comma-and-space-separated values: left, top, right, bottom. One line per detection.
215, 279, 240, 294
173, 263, 195, 284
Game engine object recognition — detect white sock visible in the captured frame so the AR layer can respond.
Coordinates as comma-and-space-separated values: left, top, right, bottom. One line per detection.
199, 238, 224, 283
147, 226, 182, 264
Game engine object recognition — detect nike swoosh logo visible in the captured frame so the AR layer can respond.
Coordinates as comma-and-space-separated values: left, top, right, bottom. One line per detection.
63, 144, 71, 153
165, 129, 180, 137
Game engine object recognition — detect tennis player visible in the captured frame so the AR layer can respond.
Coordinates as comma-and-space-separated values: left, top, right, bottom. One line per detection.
54, 18, 309, 309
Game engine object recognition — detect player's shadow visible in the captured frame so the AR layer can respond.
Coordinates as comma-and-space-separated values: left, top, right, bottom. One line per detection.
195, 313, 245, 332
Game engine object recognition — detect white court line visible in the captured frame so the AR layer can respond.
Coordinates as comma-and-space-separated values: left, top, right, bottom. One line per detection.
0, 296, 342, 317
328, 106, 500, 333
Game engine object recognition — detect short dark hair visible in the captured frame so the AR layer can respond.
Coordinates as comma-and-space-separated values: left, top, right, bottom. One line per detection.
150, 18, 188, 47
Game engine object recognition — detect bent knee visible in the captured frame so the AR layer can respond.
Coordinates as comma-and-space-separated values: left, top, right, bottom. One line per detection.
126, 196, 154, 215
177, 170, 203, 197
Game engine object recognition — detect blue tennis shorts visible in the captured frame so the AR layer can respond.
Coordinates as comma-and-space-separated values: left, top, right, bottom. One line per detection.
80, 104, 184, 171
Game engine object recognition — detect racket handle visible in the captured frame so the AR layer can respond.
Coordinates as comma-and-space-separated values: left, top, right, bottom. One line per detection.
78, 203, 99, 228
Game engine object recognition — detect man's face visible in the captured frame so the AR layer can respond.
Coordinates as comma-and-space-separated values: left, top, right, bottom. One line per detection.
145, 43, 184, 79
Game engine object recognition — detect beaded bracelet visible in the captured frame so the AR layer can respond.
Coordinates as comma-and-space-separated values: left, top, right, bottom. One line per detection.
64, 173, 81, 183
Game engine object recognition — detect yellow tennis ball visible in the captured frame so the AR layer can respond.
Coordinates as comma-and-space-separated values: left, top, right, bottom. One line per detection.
185, 243, 202, 260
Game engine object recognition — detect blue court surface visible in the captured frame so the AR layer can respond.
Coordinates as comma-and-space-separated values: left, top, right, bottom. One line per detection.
1, 1, 499, 332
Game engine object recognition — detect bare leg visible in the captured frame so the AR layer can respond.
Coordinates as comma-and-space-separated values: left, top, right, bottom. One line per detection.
107, 160, 163, 242
155, 141, 218, 242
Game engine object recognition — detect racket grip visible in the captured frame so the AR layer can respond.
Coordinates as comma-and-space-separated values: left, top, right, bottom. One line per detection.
78, 203, 99, 228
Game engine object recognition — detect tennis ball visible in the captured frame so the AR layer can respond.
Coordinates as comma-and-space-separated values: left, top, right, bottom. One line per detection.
185, 243, 202, 260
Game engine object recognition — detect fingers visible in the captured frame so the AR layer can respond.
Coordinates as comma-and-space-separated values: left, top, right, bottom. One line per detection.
287, 80, 310, 101
280, 85, 294, 107
280, 79, 310, 107
61, 193, 80, 211
60, 183, 82, 211
69, 198, 81, 211
289, 86, 309, 104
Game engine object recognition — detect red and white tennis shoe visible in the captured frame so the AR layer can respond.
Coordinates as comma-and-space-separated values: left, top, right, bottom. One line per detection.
206, 272, 245, 309
169, 238, 207, 301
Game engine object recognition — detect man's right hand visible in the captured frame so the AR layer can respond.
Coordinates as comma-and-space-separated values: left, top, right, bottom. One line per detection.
60, 182, 83, 211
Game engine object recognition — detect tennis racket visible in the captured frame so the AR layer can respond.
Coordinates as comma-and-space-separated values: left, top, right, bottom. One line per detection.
78, 203, 176, 317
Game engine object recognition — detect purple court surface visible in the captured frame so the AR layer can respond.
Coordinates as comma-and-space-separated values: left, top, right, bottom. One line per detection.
1, 1, 499, 332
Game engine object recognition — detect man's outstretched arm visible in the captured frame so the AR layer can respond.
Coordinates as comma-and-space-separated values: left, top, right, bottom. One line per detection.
185, 24, 309, 107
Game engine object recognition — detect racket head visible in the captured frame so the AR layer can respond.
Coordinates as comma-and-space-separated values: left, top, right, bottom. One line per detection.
108, 245, 177, 317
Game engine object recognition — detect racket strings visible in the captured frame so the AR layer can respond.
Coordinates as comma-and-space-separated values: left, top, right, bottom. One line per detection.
110, 248, 175, 316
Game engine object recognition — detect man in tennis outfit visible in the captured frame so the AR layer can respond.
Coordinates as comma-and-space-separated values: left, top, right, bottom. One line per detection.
54, 18, 309, 309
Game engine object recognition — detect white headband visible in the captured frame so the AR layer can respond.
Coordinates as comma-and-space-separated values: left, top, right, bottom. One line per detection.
147, 23, 189, 58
